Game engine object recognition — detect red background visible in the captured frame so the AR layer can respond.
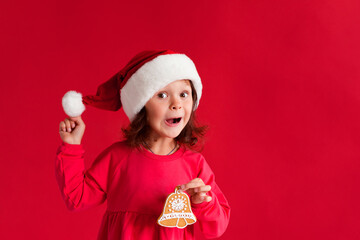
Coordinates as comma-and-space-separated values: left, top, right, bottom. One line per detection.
1, 0, 360, 239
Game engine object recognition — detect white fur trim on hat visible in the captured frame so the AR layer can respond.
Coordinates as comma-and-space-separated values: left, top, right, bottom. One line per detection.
121, 54, 202, 121
62, 91, 86, 117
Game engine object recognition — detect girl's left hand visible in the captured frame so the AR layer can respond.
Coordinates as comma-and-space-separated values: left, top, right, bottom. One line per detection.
180, 178, 212, 204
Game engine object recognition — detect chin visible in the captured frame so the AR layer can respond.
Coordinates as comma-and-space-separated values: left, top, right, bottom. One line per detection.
165, 132, 182, 139
161, 128, 184, 139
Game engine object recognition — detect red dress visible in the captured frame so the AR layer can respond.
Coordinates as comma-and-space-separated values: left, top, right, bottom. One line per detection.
55, 141, 230, 239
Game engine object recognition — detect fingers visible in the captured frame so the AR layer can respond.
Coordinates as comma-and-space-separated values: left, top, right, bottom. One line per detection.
64, 119, 72, 132
180, 178, 211, 196
69, 116, 84, 125
59, 121, 66, 132
59, 120, 70, 132
188, 188, 212, 204
59, 117, 82, 133
180, 178, 210, 192
192, 193, 212, 203
179, 178, 213, 204
180, 178, 202, 191
195, 185, 211, 193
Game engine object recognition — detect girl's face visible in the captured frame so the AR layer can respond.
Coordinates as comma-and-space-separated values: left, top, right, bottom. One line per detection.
145, 79, 193, 140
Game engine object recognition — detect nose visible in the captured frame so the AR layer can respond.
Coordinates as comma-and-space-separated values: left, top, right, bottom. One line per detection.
170, 97, 181, 110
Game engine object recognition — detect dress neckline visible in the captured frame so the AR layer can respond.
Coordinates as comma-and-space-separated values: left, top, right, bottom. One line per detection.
138, 145, 185, 161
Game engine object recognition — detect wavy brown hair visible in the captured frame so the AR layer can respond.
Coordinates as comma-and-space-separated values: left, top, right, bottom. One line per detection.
122, 81, 207, 152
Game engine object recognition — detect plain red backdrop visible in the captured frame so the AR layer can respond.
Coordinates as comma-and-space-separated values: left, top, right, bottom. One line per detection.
1, 0, 360, 239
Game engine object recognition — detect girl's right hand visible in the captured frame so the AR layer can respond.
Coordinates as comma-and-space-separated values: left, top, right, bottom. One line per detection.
59, 116, 85, 145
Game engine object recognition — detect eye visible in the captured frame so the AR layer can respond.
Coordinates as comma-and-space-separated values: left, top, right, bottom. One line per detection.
157, 92, 168, 99
180, 92, 189, 98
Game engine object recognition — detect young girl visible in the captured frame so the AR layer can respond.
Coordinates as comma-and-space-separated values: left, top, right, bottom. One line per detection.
56, 50, 230, 239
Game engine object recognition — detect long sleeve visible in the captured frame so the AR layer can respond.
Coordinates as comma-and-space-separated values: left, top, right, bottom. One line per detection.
191, 157, 231, 239
55, 142, 113, 211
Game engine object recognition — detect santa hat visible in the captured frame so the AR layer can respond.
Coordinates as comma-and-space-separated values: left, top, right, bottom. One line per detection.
62, 49, 202, 121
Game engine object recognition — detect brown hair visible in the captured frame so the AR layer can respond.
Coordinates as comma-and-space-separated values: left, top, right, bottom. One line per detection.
122, 81, 207, 152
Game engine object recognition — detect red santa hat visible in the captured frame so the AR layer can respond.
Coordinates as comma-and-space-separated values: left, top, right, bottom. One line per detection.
62, 50, 202, 121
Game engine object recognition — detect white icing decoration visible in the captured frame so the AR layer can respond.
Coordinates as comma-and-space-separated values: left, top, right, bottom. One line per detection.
171, 198, 185, 211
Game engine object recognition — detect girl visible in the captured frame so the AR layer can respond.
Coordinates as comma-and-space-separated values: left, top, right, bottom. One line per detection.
56, 50, 230, 239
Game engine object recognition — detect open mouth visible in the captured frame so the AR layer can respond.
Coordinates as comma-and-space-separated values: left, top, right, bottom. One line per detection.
166, 117, 182, 124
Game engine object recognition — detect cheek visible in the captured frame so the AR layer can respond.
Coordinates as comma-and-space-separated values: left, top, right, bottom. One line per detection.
146, 104, 164, 124
184, 101, 193, 121
152, 108, 164, 120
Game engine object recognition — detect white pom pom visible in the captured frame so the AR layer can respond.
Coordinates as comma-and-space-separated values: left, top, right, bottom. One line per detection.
62, 91, 86, 117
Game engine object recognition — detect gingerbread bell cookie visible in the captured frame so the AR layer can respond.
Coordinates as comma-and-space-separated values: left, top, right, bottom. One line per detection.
157, 186, 197, 228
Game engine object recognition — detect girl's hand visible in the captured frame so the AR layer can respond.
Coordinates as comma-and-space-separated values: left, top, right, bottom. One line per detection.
59, 116, 85, 145
180, 178, 212, 204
